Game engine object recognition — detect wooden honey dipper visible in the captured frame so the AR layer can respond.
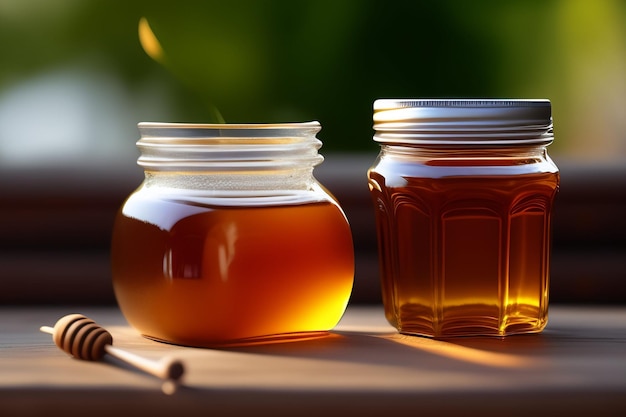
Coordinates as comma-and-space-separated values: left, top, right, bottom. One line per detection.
40, 314, 185, 391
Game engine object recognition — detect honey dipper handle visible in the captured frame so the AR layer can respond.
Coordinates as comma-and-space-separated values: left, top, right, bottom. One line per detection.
105, 345, 185, 381
40, 326, 54, 334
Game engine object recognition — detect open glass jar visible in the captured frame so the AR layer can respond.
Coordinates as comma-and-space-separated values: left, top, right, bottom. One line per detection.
111, 122, 354, 347
368, 99, 560, 337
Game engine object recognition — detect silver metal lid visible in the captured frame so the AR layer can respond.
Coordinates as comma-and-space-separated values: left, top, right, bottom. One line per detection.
373, 99, 553, 145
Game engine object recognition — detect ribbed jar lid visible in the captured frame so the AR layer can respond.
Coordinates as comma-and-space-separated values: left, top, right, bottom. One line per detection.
373, 99, 553, 145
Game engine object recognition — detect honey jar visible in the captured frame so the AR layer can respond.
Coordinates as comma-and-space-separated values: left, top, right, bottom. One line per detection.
111, 122, 354, 347
367, 99, 560, 337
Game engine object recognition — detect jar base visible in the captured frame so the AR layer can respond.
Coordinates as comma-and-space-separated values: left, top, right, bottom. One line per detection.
390, 303, 547, 338
398, 327, 545, 339
141, 331, 332, 348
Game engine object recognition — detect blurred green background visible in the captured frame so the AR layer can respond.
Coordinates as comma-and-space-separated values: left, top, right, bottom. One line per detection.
0, 0, 624, 165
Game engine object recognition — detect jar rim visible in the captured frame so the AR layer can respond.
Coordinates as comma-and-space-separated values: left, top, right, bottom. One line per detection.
137, 121, 322, 142
138, 121, 320, 131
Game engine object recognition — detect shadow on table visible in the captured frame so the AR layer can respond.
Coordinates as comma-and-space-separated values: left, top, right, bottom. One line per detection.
211, 318, 626, 373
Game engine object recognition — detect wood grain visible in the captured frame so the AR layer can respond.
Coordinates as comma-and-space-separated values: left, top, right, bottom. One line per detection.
1, 305, 625, 416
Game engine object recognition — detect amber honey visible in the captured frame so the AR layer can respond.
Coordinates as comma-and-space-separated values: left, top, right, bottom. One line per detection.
111, 194, 354, 346
368, 151, 559, 337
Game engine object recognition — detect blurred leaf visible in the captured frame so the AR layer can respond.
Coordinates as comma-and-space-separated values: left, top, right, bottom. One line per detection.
138, 15, 224, 123
138, 17, 165, 64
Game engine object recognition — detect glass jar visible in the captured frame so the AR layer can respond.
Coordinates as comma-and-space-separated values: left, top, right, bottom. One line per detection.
367, 99, 560, 337
111, 122, 354, 347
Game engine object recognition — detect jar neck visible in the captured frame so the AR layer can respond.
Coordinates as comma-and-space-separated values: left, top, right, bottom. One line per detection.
379, 143, 552, 166
136, 122, 324, 191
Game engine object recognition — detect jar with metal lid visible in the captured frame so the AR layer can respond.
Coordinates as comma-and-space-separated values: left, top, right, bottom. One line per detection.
367, 99, 560, 337
111, 121, 354, 347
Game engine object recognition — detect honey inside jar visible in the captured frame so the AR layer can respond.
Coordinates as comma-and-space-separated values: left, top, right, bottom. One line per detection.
111, 192, 354, 347
369, 154, 559, 337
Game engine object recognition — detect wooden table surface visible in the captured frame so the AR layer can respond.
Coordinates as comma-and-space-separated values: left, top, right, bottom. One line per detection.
1, 304, 625, 416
